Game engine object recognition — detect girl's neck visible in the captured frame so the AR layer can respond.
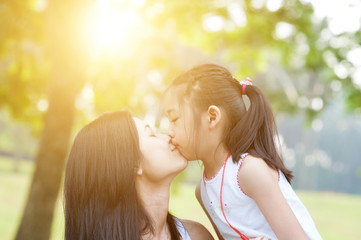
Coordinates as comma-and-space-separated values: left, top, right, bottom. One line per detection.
136, 178, 172, 240
202, 145, 229, 179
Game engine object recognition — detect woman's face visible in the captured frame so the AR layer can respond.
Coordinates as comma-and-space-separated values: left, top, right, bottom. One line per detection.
134, 118, 187, 182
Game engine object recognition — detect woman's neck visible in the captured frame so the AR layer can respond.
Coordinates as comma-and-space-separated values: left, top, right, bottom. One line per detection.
202, 145, 229, 179
136, 178, 172, 240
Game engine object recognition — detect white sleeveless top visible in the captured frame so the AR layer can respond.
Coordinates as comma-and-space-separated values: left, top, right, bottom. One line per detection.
200, 154, 322, 240
174, 217, 192, 240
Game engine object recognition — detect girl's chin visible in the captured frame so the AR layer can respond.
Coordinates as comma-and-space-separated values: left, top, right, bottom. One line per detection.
186, 158, 199, 162
176, 149, 193, 161
172, 148, 189, 161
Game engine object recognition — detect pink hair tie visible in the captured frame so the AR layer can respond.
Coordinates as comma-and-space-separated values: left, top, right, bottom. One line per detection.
240, 77, 252, 95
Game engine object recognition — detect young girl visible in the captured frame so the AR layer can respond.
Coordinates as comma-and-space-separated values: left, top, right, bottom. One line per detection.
164, 64, 322, 240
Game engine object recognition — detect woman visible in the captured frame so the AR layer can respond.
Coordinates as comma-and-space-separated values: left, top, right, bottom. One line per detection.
64, 110, 213, 240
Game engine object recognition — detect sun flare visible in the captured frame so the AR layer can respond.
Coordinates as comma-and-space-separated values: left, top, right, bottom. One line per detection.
84, 0, 144, 56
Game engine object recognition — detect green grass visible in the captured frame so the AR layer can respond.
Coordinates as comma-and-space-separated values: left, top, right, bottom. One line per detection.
297, 191, 361, 240
0, 157, 34, 240
1, 158, 361, 240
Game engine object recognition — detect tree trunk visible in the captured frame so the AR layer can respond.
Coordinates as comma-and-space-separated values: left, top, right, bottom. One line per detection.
14, 82, 80, 240
15, 0, 89, 239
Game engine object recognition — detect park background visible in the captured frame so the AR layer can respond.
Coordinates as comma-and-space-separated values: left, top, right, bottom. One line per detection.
1, 0, 361, 239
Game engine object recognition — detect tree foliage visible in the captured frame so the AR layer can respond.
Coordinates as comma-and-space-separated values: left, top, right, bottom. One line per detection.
1, 0, 360, 123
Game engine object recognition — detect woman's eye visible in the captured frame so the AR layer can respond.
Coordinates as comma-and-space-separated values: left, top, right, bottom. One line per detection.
145, 125, 156, 137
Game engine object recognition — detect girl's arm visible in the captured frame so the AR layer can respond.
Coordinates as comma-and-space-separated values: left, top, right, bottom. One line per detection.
238, 155, 308, 240
195, 181, 225, 240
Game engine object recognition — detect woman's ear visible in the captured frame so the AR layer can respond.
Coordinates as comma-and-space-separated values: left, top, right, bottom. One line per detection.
207, 105, 222, 129
137, 167, 143, 176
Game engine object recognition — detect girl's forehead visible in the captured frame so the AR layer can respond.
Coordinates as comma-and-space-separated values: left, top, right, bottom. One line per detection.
165, 85, 189, 110
165, 84, 187, 101
164, 94, 180, 114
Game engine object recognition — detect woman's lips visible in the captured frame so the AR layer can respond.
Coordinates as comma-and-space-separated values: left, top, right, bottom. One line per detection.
168, 138, 178, 152
169, 143, 178, 151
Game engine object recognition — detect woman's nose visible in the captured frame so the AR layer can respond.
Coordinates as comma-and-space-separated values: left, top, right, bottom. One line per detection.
157, 134, 171, 142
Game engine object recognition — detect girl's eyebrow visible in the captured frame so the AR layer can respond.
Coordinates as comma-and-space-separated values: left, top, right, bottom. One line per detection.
166, 108, 176, 116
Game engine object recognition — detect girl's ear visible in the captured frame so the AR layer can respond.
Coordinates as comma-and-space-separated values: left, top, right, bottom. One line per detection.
207, 105, 222, 129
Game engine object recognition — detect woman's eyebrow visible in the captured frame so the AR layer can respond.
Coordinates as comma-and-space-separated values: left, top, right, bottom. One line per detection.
144, 124, 154, 134
144, 124, 151, 131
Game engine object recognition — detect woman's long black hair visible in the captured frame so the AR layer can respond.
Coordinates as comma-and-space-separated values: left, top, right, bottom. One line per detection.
64, 110, 181, 239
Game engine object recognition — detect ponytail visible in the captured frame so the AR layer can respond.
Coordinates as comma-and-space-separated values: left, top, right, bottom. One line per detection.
226, 85, 293, 183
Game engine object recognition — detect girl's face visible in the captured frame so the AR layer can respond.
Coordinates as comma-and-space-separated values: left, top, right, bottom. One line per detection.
164, 89, 207, 161
134, 118, 187, 182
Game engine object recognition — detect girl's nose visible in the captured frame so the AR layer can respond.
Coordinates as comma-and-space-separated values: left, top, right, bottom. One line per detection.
168, 129, 175, 139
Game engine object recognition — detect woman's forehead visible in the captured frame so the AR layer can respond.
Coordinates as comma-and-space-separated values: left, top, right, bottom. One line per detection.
133, 118, 144, 131
133, 118, 154, 134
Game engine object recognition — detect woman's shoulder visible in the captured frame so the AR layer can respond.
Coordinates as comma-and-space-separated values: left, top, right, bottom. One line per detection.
179, 219, 214, 240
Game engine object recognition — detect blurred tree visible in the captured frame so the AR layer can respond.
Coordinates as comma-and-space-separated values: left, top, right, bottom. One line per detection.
0, 0, 360, 239
0, 0, 91, 239
144, 0, 361, 122
0, 0, 47, 129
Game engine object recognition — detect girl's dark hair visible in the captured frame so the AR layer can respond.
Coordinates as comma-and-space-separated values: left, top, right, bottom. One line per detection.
64, 110, 181, 239
168, 64, 293, 183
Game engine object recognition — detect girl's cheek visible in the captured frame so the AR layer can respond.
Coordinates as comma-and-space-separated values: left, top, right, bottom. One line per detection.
177, 122, 186, 134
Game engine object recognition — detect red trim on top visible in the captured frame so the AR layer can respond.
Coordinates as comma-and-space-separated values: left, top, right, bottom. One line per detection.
203, 165, 223, 182
236, 153, 250, 196
203, 152, 230, 185
220, 152, 249, 240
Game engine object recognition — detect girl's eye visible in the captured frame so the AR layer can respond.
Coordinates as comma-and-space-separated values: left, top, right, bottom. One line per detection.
171, 117, 179, 123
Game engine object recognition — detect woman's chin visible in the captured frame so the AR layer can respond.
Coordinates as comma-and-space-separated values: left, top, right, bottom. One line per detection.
181, 158, 188, 169
177, 154, 188, 170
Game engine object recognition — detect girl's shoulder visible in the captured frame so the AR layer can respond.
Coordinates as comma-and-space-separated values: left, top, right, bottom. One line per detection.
238, 154, 279, 197
238, 154, 269, 173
